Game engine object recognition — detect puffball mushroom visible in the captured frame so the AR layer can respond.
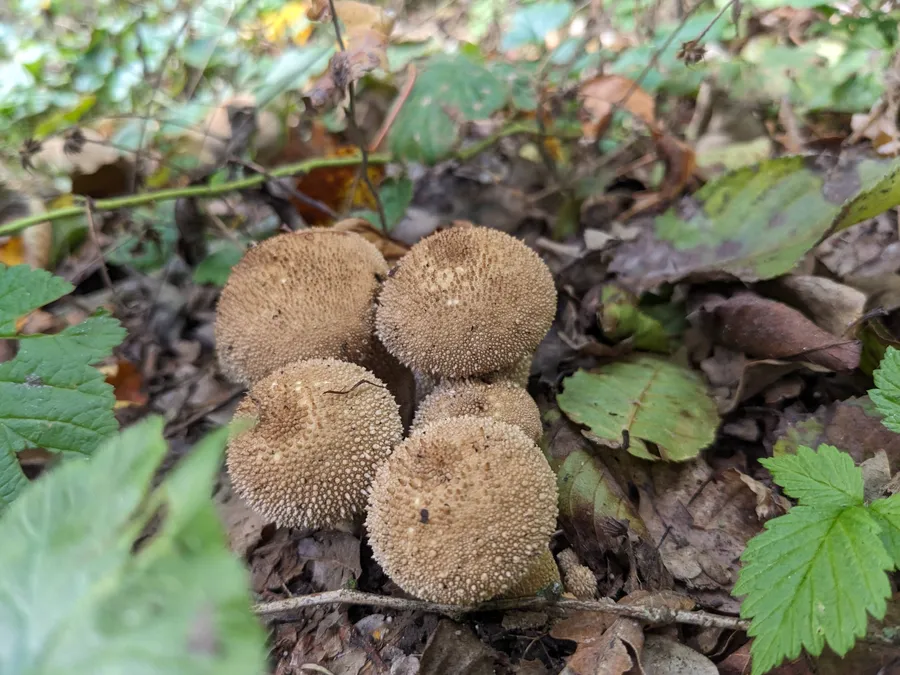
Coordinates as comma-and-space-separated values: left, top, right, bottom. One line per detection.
412, 380, 543, 442
376, 222, 557, 379
226, 358, 403, 530
366, 416, 559, 605
215, 229, 389, 385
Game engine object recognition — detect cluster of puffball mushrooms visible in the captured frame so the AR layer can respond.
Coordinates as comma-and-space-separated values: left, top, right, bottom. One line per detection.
216, 221, 597, 605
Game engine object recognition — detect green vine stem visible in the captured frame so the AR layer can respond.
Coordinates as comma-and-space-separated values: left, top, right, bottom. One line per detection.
0, 153, 392, 237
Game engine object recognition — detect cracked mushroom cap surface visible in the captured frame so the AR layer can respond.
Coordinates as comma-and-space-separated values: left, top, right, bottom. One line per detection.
412, 380, 543, 442
375, 223, 556, 378
366, 415, 559, 605
226, 358, 403, 529
215, 229, 389, 384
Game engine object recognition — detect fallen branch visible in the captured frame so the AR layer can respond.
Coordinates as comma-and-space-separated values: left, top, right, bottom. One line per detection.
0, 153, 391, 237
253, 589, 749, 631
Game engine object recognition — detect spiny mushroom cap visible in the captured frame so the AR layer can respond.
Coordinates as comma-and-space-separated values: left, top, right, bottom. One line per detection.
483, 355, 532, 387
226, 358, 403, 530
376, 223, 556, 378
505, 547, 562, 598
215, 229, 389, 384
412, 380, 543, 442
558, 548, 597, 600
366, 416, 559, 605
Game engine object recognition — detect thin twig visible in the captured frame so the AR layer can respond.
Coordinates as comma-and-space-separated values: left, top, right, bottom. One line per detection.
326, 0, 389, 233
369, 64, 418, 152
83, 199, 116, 301
0, 153, 391, 237
230, 156, 339, 221
254, 589, 750, 631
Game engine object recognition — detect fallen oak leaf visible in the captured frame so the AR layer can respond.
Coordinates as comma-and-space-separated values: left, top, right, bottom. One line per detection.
711, 292, 861, 371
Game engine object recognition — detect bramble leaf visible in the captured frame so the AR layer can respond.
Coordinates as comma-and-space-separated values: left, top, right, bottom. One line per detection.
869, 493, 900, 568
870, 346, 900, 433
0, 265, 125, 509
0, 416, 267, 674
760, 444, 863, 509
734, 503, 892, 675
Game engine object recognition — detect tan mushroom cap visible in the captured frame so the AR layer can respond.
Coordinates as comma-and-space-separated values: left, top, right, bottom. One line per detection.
412, 380, 543, 442
215, 229, 389, 384
376, 223, 556, 378
226, 358, 403, 530
366, 416, 559, 605
504, 547, 562, 598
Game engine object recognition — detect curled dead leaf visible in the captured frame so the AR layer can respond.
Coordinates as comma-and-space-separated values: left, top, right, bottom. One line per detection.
330, 217, 409, 263
711, 292, 862, 371
291, 147, 385, 225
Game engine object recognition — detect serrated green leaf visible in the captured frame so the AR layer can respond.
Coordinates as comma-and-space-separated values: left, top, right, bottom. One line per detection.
610, 153, 900, 289
501, 2, 572, 51
734, 504, 893, 675
760, 444, 863, 508
557, 356, 719, 461
0, 264, 72, 333
869, 493, 900, 568
0, 416, 267, 675
389, 54, 507, 164
0, 312, 124, 508
870, 346, 900, 433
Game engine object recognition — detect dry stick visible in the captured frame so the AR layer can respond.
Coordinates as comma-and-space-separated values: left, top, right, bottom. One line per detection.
0, 153, 392, 238
230, 156, 340, 221
254, 589, 749, 631
326, 0, 389, 234
369, 63, 418, 153
83, 199, 116, 301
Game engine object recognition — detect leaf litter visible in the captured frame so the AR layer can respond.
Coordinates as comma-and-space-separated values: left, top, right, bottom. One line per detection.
9, 1, 900, 674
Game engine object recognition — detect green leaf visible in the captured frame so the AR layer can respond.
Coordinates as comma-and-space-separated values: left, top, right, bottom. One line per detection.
611, 154, 900, 289
0, 416, 267, 675
501, 2, 573, 51
556, 447, 651, 539
735, 503, 893, 675
193, 242, 245, 287
357, 177, 414, 231
557, 356, 719, 461
597, 285, 672, 353
389, 54, 507, 164
760, 444, 863, 509
0, 264, 71, 333
870, 346, 900, 433
869, 493, 900, 567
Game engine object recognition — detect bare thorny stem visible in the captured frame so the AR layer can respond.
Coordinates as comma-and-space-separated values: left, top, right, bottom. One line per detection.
254, 589, 749, 631
326, 0, 389, 234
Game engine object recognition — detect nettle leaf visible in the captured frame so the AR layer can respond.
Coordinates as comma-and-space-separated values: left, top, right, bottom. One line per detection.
388, 53, 507, 164
0, 416, 267, 675
870, 346, 900, 433
735, 503, 892, 675
557, 356, 719, 461
760, 444, 863, 509
610, 153, 900, 290
0, 265, 125, 508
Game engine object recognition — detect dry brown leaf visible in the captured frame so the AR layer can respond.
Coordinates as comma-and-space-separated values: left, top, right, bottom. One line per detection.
621, 131, 697, 219
560, 616, 644, 675
758, 275, 866, 337
711, 292, 862, 371
578, 74, 656, 141
214, 478, 268, 558
101, 358, 149, 408
330, 217, 409, 263
291, 146, 385, 225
